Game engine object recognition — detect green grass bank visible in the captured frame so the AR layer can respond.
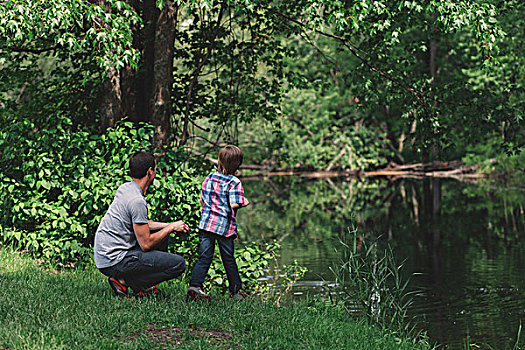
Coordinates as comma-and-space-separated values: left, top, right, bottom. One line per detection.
0, 249, 429, 349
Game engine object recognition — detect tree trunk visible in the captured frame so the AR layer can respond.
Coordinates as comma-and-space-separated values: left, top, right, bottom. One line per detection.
136, 0, 158, 124
100, 60, 123, 130
150, 1, 178, 149
98, 0, 123, 130
120, 0, 141, 123
98, 0, 179, 149
429, 38, 441, 220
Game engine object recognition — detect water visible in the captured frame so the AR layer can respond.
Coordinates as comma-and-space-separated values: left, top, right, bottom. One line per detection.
237, 176, 525, 349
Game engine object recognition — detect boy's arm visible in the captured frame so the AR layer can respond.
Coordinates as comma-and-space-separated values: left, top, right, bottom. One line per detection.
231, 197, 250, 209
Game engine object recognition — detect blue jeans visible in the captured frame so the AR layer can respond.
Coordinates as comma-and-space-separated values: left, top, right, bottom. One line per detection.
190, 230, 242, 294
99, 237, 186, 293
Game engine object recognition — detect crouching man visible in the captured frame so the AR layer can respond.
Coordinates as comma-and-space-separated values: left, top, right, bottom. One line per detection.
94, 151, 189, 297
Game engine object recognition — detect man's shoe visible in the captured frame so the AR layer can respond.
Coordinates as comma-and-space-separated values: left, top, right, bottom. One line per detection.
150, 285, 162, 295
230, 290, 248, 301
108, 277, 128, 298
135, 285, 163, 298
186, 286, 211, 302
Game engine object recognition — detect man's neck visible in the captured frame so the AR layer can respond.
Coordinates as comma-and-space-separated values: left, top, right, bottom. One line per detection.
133, 178, 148, 195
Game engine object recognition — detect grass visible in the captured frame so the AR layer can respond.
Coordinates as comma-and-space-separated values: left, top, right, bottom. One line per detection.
0, 248, 430, 349
329, 229, 419, 336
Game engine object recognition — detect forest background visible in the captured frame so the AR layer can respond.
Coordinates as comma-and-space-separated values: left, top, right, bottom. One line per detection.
0, 0, 523, 287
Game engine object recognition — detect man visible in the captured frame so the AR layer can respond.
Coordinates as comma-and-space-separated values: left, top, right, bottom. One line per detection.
94, 151, 189, 297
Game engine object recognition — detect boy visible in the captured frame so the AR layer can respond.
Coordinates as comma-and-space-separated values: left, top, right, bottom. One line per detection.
187, 145, 250, 301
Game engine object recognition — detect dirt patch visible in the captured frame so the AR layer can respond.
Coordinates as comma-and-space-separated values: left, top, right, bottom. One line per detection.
124, 323, 239, 348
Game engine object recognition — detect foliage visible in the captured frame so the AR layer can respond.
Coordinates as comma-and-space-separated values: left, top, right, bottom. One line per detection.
238, 87, 395, 170
2, 0, 522, 168
205, 240, 279, 294
204, 0, 523, 167
462, 137, 525, 186
0, 117, 152, 262
0, 0, 140, 71
171, 1, 291, 145
329, 228, 418, 336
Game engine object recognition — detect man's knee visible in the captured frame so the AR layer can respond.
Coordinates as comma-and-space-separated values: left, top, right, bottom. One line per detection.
167, 255, 186, 276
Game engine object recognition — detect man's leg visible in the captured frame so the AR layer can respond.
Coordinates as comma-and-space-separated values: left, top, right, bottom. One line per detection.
189, 230, 215, 288
99, 263, 129, 296
217, 235, 242, 295
152, 234, 169, 252
112, 249, 186, 293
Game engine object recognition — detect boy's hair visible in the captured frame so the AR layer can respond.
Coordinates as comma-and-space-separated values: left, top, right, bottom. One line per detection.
218, 145, 243, 175
129, 151, 156, 179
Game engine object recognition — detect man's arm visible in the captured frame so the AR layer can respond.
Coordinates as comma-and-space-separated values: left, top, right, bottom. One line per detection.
148, 220, 169, 231
134, 221, 189, 251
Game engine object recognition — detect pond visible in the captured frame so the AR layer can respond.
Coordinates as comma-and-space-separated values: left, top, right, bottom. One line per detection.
237, 175, 525, 349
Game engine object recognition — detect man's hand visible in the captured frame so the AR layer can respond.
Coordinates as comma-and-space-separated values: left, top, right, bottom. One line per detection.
168, 220, 189, 234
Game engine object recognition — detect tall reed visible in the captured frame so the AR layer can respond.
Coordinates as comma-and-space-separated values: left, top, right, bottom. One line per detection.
329, 227, 419, 336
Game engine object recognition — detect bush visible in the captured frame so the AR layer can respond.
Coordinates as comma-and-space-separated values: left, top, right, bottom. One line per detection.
0, 115, 148, 262
0, 115, 296, 294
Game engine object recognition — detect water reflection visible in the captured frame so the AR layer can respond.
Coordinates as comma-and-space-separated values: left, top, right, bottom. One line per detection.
237, 176, 525, 349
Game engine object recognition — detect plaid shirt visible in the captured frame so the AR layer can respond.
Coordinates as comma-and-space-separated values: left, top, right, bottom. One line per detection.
198, 172, 245, 237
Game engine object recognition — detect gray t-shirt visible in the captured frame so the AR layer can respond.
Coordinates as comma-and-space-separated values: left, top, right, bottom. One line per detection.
94, 181, 148, 268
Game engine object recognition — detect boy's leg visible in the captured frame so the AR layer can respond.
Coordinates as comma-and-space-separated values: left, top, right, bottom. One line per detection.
112, 249, 186, 293
189, 230, 215, 288
217, 236, 242, 294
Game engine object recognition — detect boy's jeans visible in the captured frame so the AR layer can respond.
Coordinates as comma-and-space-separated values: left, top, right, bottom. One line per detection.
190, 229, 242, 294
99, 236, 186, 293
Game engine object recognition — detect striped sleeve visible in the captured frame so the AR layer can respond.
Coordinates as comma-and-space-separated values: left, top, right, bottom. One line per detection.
228, 180, 245, 205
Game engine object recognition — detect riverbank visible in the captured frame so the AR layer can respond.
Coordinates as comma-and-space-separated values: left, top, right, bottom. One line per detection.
0, 248, 429, 349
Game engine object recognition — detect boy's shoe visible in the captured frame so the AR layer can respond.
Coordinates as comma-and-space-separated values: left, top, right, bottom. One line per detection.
135, 285, 163, 298
108, 277, 128, 298
230, 290, 248, 301
186, 286, 211, 302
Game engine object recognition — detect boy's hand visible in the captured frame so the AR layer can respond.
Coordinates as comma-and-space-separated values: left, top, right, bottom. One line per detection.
231, 198, 250, 210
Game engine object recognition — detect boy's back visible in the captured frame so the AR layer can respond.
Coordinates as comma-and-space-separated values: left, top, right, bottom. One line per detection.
199, 171, 245, 237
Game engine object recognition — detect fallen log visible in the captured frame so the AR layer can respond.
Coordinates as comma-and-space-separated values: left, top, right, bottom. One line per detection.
186, 149, 490, 180
240, 161, 489, 181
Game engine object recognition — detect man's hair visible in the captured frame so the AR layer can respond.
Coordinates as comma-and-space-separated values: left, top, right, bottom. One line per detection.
218, 145, 243, 175
129, 151, 156, 179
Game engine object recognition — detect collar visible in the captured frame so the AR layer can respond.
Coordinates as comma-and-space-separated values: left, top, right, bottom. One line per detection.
131, 180, 144, 197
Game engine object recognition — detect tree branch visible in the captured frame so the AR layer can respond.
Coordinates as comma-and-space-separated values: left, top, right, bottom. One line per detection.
180, 1, 226, 146
4, 46, 60, 54
260, 5, 434, 107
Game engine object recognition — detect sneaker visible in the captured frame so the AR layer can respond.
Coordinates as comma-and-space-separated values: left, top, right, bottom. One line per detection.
230, 290, 248, 301
135, 285, 163, 298
108, 277, 128, 298
186, 286, 211, 302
